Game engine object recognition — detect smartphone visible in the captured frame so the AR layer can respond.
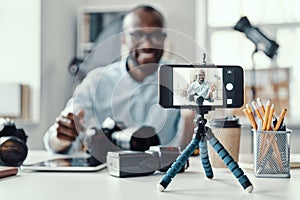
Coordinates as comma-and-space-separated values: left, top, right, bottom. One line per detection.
159, 64, 244, 110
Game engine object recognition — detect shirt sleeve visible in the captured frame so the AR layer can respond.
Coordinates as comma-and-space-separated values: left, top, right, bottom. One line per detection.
43, 98, 83, 154
43, 67, 105, 154
187, 82, 195, 95
72, 68, 106, 129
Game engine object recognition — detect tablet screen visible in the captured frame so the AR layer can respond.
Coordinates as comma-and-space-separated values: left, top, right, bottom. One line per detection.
21, 156, 106, 172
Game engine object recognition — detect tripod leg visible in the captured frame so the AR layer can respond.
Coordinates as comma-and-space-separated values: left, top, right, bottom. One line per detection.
207, 132, 254, 193
199, 135, 213, 178
157, 135, 200, 192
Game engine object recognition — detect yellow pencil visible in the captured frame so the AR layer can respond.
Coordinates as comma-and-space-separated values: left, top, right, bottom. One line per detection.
252, 101, 263, 120
262, 100, 270, 131
257, 98, 265, 116
245, 103, 252, 113
272, 138, 284, 169
261, 100, 271, 162
246, 104, 258, 130
266, 104, 274, 131
274, 108, 287, 131
243, 108, 257, 130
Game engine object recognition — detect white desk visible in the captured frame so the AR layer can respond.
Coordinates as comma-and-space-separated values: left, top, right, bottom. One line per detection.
1, 150, 299, 200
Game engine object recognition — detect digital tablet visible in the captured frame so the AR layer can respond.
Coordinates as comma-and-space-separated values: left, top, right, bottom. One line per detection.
21, 156, 106, 172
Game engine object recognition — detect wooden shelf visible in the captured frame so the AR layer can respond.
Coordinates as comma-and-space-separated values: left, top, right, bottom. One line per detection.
233, 67, 291, 116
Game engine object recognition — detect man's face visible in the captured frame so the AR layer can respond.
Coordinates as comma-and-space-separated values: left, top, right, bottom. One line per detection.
122, 10, 166, 76
125, 28, 165, 65
198, 71, 205, 83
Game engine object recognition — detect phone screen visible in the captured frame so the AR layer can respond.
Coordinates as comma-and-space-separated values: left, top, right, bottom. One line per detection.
173, 67, 223, 106
159, 64, 244, 109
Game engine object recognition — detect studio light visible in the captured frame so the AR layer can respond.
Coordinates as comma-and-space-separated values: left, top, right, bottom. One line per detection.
234, 16, 279, 58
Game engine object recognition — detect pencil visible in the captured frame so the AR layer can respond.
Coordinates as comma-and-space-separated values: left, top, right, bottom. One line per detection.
259, 133, 283, 169
257, 98, 265, 116
271, 137, 284, 169
243, 108, 257, 130
266, 104, 274, 131
274, 108, 287, 131
257, 119, 263, 131
261, 104, 281, 167
246, 104, 258, 130
252, 101, 263, 120
245, 103, 252, 114
262, 100, 271, 131
261, 100, 270, 163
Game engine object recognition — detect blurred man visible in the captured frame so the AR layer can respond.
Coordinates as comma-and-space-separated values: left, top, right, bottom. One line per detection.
44, 5, 194, 154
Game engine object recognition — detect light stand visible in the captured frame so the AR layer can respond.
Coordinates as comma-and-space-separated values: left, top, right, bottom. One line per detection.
157, 108, 254, 193
250, 50, 258, 101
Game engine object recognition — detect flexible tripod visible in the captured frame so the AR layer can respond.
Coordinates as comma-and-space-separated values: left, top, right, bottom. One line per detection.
157, 110, 253, 193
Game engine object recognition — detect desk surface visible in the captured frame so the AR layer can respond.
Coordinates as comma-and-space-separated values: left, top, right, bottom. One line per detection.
1, 150, 300, 200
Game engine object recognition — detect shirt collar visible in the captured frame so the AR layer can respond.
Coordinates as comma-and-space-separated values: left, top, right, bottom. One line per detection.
120, 57, 168, 83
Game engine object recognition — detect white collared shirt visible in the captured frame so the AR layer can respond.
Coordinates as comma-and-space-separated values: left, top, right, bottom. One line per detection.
44, 59, 183, 153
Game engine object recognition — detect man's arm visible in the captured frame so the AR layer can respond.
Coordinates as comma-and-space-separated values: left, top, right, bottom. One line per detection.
44, 67, 106, 154
206, 83, 217, 99
186, 82, 195, 96
43, 99, 84, 153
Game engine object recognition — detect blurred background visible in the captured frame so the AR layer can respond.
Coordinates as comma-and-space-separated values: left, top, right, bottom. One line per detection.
1, 0, 299, 154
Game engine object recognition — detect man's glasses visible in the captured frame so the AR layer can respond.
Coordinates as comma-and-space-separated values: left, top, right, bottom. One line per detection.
128, 31, 166, 44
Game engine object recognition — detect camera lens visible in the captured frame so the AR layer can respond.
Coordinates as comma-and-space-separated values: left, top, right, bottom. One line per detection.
130, 127, 160, 151
0, 136, 28, 166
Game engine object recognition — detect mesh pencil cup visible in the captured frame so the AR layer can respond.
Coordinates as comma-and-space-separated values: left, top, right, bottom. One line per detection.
253, 129, 292, 178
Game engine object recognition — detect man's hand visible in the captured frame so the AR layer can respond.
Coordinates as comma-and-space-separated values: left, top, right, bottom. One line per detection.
207, 84, 217, 99
56, 110, 85, 142
210, 84, 217, 92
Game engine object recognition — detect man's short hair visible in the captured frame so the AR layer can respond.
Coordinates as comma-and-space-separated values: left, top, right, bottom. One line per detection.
125, 4, 165, 27
198, 69, 205, 75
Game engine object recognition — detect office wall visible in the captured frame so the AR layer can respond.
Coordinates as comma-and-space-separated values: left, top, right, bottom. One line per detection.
19, 0, 300, 154
21, 0, 78, 150
23, 0, 198, 150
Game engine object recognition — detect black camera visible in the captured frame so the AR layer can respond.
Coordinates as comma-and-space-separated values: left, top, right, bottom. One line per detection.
87, 117, 160, 163
0, 118, 28, 166
106, 146, 188, 177
101, 117, 160, 151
